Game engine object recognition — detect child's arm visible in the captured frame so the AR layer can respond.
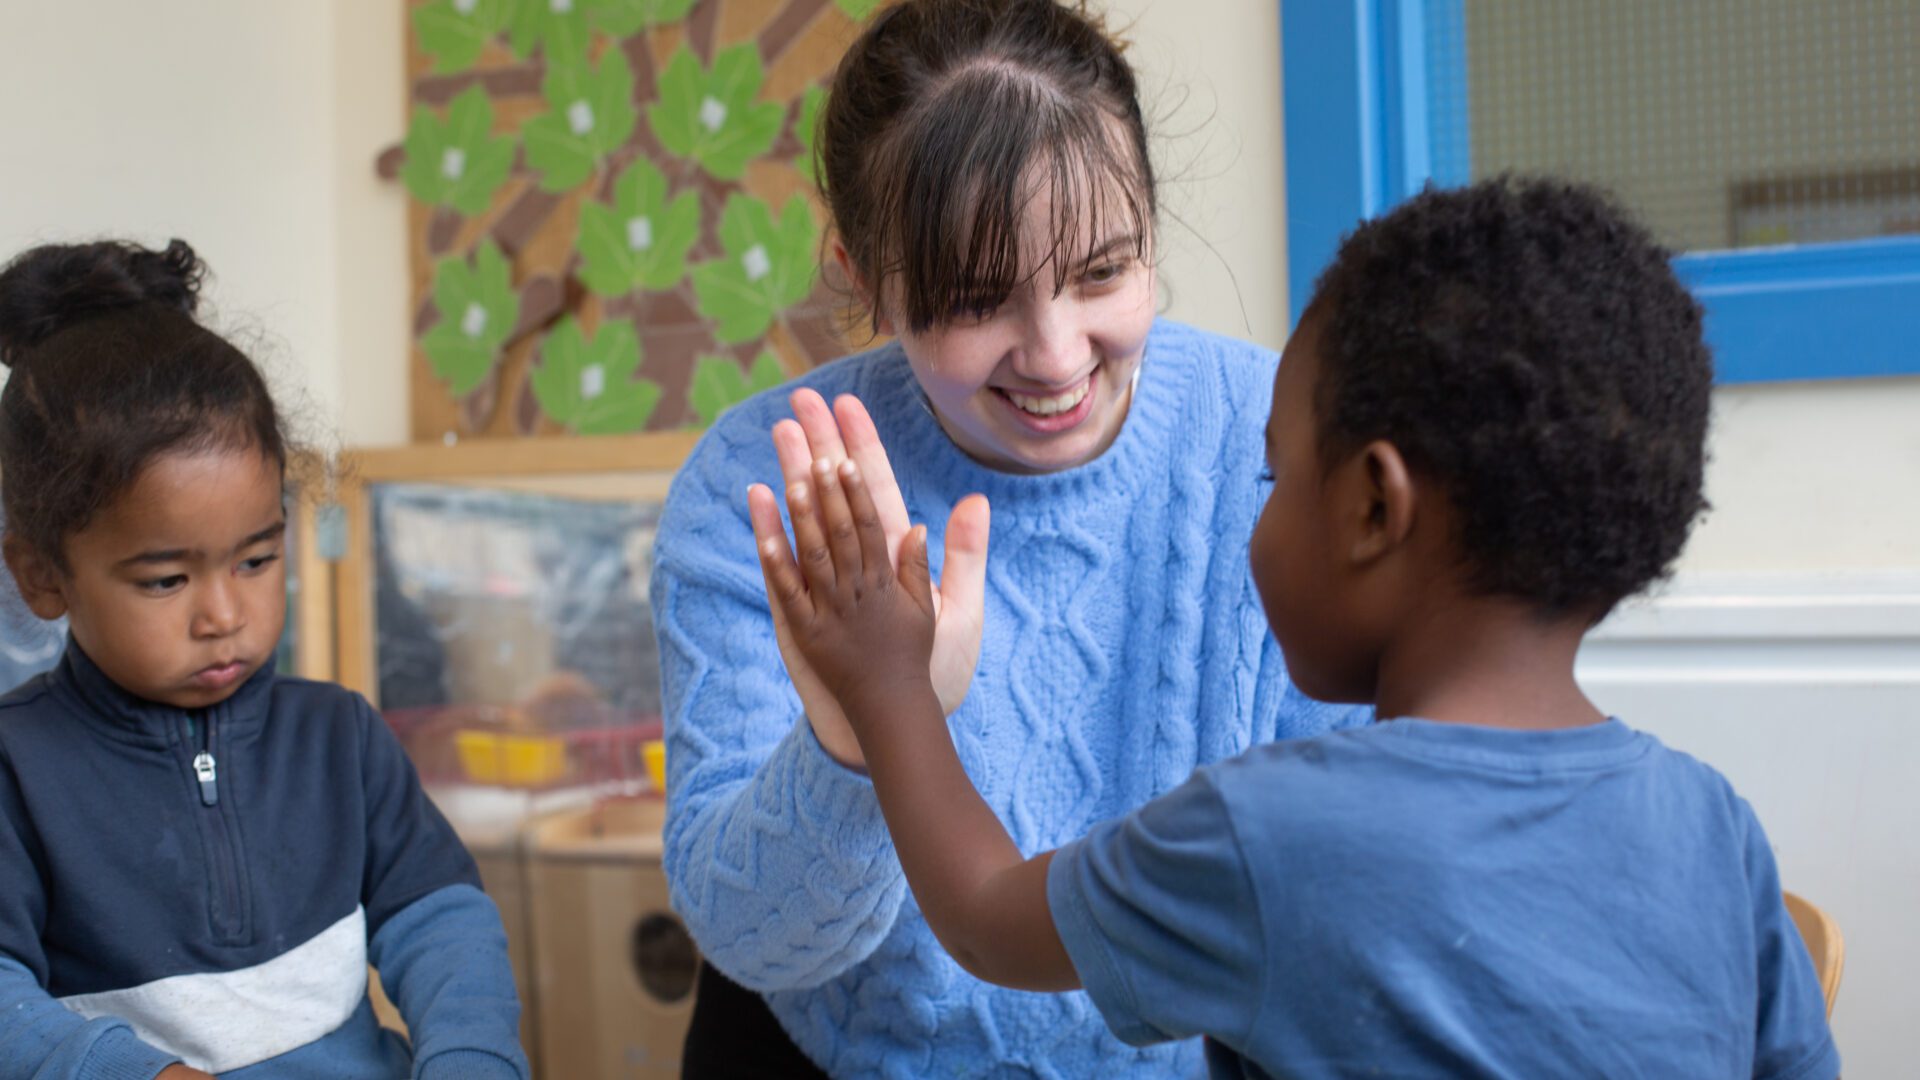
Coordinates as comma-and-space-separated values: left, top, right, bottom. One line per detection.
0, 957, 193, 1079
364, 887, 525, 1079
748, 459, 1077, 992
354, 698, 530, 1079
0, 766, 192, 1079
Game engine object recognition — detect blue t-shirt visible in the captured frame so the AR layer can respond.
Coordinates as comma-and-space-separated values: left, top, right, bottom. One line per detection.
1048, 718, 1839, 1079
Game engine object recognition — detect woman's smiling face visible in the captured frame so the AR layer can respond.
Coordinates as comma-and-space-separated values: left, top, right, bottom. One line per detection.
879, 173, 1157, 475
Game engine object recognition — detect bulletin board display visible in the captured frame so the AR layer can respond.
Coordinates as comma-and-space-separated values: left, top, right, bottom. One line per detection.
387, 0, 884, 443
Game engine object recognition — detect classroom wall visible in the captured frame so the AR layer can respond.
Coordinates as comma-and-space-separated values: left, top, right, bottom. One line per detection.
0, 1, 410, 450
12, 0, 1904, 575
1105, 0, 1292, 353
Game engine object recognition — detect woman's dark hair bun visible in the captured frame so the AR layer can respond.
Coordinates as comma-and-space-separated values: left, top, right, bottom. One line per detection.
0, 238, 204, 368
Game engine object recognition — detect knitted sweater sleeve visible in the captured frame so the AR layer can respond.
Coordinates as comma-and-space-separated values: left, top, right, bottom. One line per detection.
651, 416, 907, 992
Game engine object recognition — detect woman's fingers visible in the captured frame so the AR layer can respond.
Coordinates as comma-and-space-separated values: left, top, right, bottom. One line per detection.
834, 394, 910, 556
939, 494, 991, 622
791, 388, 850, 468
898, 525, 936, 617
773, 418, 814, 493
749, 484, 812, 627
927, 494, 990, 715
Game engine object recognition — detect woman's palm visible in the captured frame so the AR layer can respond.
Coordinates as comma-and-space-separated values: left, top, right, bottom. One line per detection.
760, 390, 989, 767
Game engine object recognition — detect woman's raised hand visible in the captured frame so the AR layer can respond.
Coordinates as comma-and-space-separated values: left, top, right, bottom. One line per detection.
749, 388, 989, 768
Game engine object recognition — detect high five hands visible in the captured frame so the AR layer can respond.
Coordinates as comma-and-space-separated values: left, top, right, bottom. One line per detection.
746, 389, 990, 767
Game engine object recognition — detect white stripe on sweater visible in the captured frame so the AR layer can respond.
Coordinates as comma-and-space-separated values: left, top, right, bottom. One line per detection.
59, 906, 367, 1072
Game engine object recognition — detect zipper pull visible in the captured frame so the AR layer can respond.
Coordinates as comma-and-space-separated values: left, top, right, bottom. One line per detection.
193, 751, 219, 807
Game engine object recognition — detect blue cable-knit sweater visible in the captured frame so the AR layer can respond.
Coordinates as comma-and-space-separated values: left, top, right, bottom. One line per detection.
651, 319, 1368, 1077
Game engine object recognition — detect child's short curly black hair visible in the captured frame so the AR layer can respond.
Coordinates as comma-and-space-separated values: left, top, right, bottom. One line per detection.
1308, 177, 1712, 618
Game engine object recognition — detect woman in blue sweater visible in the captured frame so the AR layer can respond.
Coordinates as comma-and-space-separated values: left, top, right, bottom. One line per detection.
650, 1, 1366, 1074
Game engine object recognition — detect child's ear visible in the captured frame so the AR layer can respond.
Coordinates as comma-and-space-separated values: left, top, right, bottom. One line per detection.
2, 535, 70, 621
831, 239, 895, 337
1348, 440, 1416, 565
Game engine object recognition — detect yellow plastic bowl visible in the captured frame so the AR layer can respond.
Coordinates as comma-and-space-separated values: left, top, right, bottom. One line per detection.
642, 739, 667, 792
455, 730, 568, 787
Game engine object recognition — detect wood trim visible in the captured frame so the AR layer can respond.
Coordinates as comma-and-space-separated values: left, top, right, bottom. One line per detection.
330, 434, 695, 707
333, 478, 378, 702
291, 497, 335, 681
342, 432, 701, 483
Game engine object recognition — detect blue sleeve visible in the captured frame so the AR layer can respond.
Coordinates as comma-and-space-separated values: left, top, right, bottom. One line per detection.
1045, 770, 1263, 1049
1742, 804, 1840, 1080
651, 421, 906, 992
367, 885, 528, 1080
355, 695, 483, 935
0, 759, 181, 1080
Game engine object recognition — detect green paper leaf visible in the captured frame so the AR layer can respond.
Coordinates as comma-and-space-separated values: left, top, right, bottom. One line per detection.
691, 194, 819, 344
577, 160, 702, 296
834, 0, 885, 20
413, 0, 513, 74
523, 48, 639, 192
400, 85, 518, 214
507, 0, 591, 60
593, 0, 698, 35
689, 351, 785, 427
648, 44, 785, 182
421, 240, 520, 395
529, 317, 662, 434
793, 85, 827, 178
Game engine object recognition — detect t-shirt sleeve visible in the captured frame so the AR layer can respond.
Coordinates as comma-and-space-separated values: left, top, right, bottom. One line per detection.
1045, 770, 1264, 1049
1741, 800, 1841, 1080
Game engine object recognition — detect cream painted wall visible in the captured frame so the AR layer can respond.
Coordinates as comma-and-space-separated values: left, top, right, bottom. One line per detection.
0, 0, 411, 449
4, 1, 1911, 572
331, 2, 414, 450
1104, 0, 1291, 352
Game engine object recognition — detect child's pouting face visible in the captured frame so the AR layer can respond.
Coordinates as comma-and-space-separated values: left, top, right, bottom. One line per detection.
45, 446, 287, 709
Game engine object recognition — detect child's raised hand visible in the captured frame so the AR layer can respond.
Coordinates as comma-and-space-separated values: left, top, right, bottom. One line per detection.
751, 457, 941, 725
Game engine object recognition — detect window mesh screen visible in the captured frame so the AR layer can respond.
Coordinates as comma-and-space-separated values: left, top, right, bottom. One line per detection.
1455, 0, 1920, 252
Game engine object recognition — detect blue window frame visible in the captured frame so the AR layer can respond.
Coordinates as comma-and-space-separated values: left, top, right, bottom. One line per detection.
1279, 0, 1920, 383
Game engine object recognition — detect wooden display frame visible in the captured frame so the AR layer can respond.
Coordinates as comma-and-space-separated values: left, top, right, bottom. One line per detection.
288, 483, 337, 682
331, 433, 697, 1060
329, 432, 698, 704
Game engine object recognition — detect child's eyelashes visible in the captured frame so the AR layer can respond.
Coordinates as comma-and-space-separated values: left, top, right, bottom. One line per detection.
134, 551, 280, 593
241, 552, 281, 574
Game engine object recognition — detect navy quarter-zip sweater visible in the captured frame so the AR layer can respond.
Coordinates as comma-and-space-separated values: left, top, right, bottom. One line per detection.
0, 643, 528, 1078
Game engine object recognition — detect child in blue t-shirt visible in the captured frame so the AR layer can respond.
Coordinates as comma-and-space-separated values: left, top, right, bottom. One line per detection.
749, 177, 1839, 1078
0, 240, 528, 1078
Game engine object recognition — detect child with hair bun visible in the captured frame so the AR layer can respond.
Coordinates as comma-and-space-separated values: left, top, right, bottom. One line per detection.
0, 239, 528, 1079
